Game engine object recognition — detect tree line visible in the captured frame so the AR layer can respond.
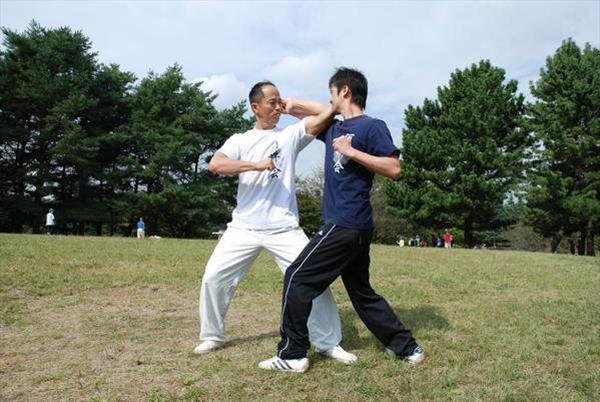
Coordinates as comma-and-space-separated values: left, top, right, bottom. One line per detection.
383, 41, 598, 255
1, 21, 251, 238
1, 22, 598, 254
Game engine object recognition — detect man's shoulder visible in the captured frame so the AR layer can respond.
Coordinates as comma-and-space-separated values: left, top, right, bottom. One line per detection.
359, 116, 390, 136
360, 115, 387, 128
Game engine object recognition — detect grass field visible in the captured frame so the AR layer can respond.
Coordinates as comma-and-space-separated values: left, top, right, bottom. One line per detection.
0, 233, 598, 401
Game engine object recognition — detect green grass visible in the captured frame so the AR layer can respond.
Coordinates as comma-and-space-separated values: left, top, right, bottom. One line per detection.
0, 233, 599, 401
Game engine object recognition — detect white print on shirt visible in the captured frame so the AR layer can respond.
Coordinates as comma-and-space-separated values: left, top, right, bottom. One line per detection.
333, 133, 355, 174
267, 141, 282, 179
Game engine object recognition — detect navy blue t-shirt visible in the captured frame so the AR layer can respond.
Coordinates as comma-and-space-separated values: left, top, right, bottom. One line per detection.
317, 115, 399, 230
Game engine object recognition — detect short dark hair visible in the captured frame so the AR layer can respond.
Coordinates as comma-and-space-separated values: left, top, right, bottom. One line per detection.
249, 80, 276, 104
328, 67, 368, 109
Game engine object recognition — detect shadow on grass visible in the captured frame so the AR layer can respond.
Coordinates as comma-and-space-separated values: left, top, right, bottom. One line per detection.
223, 331, 279, 349
339, 304, 450, 350
218, 306, 448, 353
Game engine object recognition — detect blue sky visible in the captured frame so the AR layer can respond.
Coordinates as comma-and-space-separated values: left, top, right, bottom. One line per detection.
1, 0, 599, 176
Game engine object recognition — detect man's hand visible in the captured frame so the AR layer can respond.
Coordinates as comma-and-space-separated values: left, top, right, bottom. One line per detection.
254, 158, 274, 171
333, 136, 357, 158
280, 98, 294, 115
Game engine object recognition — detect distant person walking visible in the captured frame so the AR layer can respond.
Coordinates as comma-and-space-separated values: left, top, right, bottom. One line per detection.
443, 229, 453, 248
436, 234, 443, 248
137, 218, 145, 239
46, 208, 56, 235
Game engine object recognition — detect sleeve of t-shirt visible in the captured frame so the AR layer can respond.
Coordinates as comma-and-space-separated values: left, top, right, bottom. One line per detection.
367, 120, 400, 157
216, 134, 241, 160
286, 119, 314, 153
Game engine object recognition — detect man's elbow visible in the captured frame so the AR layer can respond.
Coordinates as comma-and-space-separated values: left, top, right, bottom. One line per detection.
389, 163, 401, 180
208, 160, 220, 175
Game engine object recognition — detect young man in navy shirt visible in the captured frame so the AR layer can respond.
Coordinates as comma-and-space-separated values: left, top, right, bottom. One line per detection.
259, 67, 424, 373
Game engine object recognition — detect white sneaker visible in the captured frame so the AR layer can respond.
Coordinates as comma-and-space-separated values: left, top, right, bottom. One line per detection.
193, 340, 223, 354
403, 345, 425, 365
385, 345, 425, 365
317, 345, 358, 364
258, 356, 309, 373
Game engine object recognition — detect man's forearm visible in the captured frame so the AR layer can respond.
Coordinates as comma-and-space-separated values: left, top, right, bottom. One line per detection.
285, 99, 329, 119
346, 150, 401, 180
209, 160, 260, 176
208, 152, 272, 176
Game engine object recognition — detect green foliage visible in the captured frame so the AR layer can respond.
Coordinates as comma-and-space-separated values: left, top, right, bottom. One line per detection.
526, 39, 600, 255
385, 60, 529, 247
118, 65, 251, 237
296, 168, 324, 236
371, 176, 413, 244
0, 21, 103, 232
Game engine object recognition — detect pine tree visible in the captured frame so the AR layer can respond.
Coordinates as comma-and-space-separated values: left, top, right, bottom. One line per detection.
526, 39, 600, 255
120, 65, 252, 237
385, 60, 529, 247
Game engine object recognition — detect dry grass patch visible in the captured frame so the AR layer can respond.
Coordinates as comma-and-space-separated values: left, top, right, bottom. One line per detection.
2, 287, 198, 400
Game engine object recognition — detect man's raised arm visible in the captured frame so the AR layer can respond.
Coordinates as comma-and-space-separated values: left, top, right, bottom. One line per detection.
283, 98, 334, 136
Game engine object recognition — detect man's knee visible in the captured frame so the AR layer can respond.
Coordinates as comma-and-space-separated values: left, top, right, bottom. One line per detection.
201, 266, 227, 288
286, 283, 318, 307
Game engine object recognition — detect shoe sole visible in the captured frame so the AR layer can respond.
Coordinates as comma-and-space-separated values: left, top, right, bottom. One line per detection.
258, 361, 309, 373
258, 366, 308, 373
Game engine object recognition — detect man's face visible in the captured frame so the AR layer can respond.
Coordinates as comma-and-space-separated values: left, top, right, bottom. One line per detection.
329, 85, 346, 113
251, 85, 283, 129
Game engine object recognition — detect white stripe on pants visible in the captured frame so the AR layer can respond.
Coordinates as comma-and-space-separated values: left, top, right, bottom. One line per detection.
199, 226, 342, 350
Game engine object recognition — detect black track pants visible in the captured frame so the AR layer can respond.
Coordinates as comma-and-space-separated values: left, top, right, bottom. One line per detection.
277, 224, 417, 359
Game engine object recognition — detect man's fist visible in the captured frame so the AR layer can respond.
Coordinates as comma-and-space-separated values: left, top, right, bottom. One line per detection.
332, 135, 356, 158
255, 158, 275, 171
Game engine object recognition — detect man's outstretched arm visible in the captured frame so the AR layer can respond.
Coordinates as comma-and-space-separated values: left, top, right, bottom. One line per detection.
208, 152, 274, 176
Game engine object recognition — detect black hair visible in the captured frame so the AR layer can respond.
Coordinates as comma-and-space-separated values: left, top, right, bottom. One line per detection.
248, 80, 276, 104
328, 67, 368, 109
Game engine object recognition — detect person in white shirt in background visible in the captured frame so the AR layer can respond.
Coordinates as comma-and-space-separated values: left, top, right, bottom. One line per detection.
193, 81, 357, 365
46, 208, 56, 235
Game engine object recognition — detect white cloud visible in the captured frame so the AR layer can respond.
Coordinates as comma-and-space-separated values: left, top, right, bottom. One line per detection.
196, 74, 248, 111
263, 52, 328, 85
261, 52, 334, 101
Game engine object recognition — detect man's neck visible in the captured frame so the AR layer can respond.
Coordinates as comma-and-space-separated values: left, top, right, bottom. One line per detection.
255, 120, 275, 130
339, 103, 364, 119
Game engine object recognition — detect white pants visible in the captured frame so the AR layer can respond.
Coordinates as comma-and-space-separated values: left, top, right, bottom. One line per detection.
199, 226, 342, 350
137, 229, 145, 238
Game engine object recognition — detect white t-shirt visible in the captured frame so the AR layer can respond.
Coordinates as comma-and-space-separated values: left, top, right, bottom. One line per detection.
217, 120, 314, 230
46, 213, 55, 226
